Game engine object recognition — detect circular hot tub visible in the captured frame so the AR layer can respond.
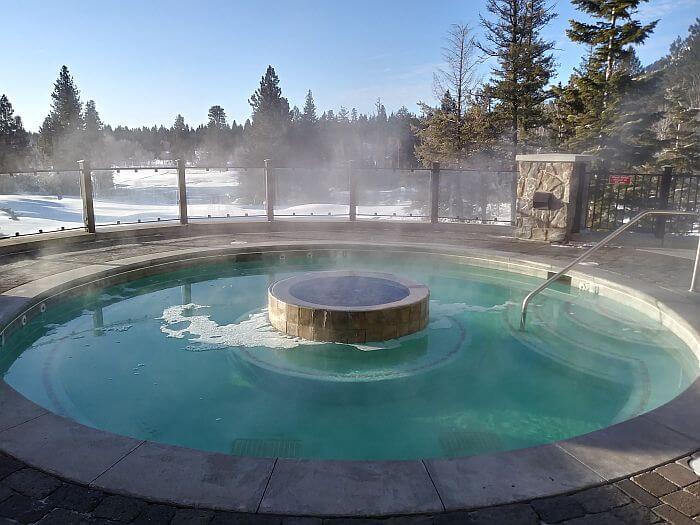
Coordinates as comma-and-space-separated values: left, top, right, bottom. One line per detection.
268, 270, 430, 342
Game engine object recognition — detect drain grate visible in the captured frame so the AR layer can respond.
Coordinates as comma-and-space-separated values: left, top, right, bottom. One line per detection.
439, 431, 502, 457
231, 438, 302, 458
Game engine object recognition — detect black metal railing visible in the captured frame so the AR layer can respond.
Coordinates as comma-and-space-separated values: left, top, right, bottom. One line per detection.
586, 168, 700, 235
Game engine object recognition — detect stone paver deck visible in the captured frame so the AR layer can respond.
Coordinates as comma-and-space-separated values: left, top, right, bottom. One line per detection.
0, 221, 698, 524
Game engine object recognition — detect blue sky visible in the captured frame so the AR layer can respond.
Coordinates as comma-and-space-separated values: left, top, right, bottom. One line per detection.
3, 0, 698, 131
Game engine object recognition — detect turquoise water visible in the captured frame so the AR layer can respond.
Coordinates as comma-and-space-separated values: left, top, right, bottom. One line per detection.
1, 250, 697, 460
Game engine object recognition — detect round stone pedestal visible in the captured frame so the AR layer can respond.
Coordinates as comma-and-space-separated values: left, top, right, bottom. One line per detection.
268, 270, 429, 343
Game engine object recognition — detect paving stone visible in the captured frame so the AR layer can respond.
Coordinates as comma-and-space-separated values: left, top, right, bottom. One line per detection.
36, 508, 111, 524
384, 517, 435, 525
633, 472, 680, 497
688, 482, 700, 497
433, 511, 471, 524
92, 494, 147, 522
44, 483, 104, 513
210, 512, 282, 524
0, 486, 14, 505
616, 479, 662, 508
171, 508, 215, 525
610, 502, 661, 523
261, 459, 441, 516
466, 503, 538, 524
323, 518, 386, 525
653, 504, 698, 525
281, 518, 323, 525
661, 490, 700, 517
573, 485, 631, 513
0, 494, 50, 523
0, 455, 24, 480
531, 495, 585, 522
657, 464, 700, 487
3, 469, 62, 499
132, 503, 176, 524
559, 512, 624, 524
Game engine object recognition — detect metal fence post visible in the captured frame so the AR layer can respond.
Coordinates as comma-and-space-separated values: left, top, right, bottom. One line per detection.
77, 160, 96, 233
264, 159, 274, 221
572, 160, 590, 233
176, 159, 188, 225
430, 162, 440, 224
691, 230, 700, 292
348, 160, 356, 221
655, 165, 673, 239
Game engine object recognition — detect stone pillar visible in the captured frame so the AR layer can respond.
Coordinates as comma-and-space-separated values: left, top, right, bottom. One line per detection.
515, 154, 595, 242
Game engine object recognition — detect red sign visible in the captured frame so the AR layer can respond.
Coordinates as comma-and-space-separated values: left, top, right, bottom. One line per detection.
609, 175, 632, 185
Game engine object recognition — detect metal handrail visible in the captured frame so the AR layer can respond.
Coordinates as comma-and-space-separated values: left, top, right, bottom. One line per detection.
520, 209, 700, 331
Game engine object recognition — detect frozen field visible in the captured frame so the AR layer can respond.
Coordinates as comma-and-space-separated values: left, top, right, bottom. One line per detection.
0, 195, 430, 237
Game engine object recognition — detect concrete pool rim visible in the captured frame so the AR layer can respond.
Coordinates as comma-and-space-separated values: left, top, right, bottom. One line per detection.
0, 240, 698, 517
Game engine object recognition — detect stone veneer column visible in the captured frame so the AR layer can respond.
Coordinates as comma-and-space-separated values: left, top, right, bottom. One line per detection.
515, 154, 595, 242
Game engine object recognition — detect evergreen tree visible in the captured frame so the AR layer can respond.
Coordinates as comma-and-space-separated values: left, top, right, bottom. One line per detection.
302, 90, 318, 124
657, 82, 700, 171
478, 0, 557, 159
39, 66, 85, 167
651, 19, 700, 171
170, 114, 192, 161
203, 105, 229, 163
83, 100, 104, 161
207, 105, 227, 129
0, 94, 30, 172
244, 65, 291, 164
564, 0, 661, 165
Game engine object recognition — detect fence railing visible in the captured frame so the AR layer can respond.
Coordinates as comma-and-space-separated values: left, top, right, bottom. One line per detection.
0, 161, 517, 238
586, 167, 700, 235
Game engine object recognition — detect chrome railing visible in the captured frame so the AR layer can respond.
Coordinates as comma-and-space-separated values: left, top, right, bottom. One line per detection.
520, 210, 700, 331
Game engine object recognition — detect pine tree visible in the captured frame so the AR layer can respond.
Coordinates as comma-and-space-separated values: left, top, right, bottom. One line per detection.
0, 94, 30, 172
83, 100, 103, 160
39, 65, 85, 167
170, 114, 191, 161
207, 105, 227, 129
491, 0, 555, 150
245, 65, 291, 164
657, 83, 700, 171
564, 0, 661, 165
302, 90, 318, 124
652, 19, 700, 171
203, 105, 229, 163
478, 0, 556, 159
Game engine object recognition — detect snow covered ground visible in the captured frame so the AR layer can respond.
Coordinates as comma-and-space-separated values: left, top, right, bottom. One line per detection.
0, 168, 511, 237
0, 195, 431, 237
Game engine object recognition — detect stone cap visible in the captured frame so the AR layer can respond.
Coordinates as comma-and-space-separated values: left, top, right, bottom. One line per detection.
515, 154, 596, 164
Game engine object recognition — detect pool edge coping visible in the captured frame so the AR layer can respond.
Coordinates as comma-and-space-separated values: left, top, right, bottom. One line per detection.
0, 240, 697, 516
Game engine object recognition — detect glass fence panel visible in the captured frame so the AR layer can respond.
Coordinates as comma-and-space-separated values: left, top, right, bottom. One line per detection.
439, 170, 514, 223
355, 168, 430, 220
91, 168, 179, 226
187, 167, 266, 219
0, 170, 82, 237
274, 167, 349, 217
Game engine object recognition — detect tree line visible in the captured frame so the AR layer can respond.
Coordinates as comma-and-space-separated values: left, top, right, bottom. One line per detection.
1, 0, 698, 174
